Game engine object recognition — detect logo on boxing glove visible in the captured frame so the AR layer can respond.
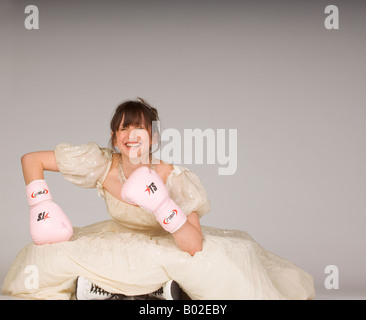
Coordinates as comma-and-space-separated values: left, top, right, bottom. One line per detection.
145, 182, 157, 195
31, 188, 49, 199
37, 211, 50, 222
163, 209, 178, 225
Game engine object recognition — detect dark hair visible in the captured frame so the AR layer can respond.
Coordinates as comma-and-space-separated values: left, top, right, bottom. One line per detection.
109, 98, 160, 155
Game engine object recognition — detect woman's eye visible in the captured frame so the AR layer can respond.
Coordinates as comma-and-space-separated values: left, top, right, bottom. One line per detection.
119, 126, 145, 131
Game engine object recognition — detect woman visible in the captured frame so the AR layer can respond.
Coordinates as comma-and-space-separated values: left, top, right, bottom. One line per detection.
2, 98, 315, 300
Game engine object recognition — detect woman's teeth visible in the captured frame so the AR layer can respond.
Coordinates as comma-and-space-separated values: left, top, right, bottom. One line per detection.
126, 142, 141, 147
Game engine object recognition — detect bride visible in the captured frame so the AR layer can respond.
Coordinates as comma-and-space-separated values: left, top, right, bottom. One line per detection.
2, 98, 315, 300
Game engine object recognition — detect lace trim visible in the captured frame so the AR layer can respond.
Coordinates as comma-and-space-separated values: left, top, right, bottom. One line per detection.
96, 181, 105, 199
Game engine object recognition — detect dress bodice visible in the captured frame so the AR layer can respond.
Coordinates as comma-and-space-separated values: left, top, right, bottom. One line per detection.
103, 190, 163, 234
54, 142, 210, 233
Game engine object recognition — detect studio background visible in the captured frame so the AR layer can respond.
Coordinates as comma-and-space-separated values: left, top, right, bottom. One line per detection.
1, 0, 365, 299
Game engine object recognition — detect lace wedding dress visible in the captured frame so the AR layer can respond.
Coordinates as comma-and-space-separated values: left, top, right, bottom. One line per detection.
2, 142, 315, 300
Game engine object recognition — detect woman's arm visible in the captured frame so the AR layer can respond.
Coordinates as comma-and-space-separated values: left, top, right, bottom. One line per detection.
21, 151, 59, 184
153, 163, 204, 256
172, 211, 203, 256
21, 151, 74, 244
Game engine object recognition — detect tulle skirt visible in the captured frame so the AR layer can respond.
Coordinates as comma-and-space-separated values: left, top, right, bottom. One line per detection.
2, 219, 315, 300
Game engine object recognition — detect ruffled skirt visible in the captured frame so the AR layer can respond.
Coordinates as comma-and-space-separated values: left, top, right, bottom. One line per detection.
2, 220, 315, 300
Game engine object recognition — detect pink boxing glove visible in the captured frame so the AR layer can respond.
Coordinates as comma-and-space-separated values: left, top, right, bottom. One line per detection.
26, 180, 73, 245
121, 167, 187, 233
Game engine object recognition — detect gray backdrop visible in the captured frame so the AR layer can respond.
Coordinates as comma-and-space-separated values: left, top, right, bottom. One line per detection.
1, 0, 365, 299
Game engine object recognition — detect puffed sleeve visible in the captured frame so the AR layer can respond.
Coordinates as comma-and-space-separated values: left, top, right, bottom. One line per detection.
54, 142, 112, 191
166, 165, 210, 218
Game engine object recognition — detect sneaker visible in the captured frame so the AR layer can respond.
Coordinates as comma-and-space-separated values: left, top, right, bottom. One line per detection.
148, 280, 182, 300
75, 276, 125, 300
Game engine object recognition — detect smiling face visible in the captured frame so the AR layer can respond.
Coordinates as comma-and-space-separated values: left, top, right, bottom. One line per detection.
109, 99, 160, 165
113, 117, 151, 164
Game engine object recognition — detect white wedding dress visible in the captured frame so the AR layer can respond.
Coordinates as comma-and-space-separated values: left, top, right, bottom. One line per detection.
2, 142, 315, 300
